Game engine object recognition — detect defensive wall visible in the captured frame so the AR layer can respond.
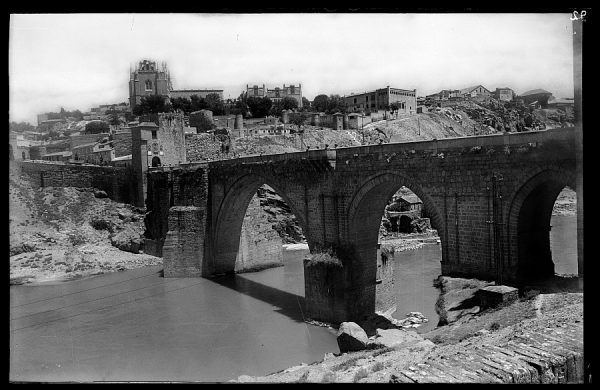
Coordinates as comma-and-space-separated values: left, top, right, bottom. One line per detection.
15, 160, 137, 205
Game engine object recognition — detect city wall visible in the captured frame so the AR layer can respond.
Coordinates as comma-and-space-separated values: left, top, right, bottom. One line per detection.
16, 160, 137, 205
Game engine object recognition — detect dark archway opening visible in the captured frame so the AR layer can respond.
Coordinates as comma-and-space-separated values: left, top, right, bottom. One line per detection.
349, 178, 443, 330
151, 156, 161, 167
233, 184, 306, 274
550, 186, 578, 277
517, 181, 578, 288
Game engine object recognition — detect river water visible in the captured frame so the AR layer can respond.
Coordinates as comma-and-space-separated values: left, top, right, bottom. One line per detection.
9, 215, 577, 382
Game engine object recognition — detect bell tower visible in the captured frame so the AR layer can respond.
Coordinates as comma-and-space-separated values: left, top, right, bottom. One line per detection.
129, 59, 172, 111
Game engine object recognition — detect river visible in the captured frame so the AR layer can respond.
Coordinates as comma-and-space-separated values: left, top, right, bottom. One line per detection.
9, 215, 577, 382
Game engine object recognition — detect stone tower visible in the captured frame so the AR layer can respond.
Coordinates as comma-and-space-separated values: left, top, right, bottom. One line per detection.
129, 60, 172, 111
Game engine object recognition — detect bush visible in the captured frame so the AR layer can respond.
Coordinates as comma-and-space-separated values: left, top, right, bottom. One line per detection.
305, 249, 343, 268
90, 218, 114, 232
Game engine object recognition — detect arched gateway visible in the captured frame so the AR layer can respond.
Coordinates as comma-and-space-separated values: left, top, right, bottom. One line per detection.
144, 128, 580, 323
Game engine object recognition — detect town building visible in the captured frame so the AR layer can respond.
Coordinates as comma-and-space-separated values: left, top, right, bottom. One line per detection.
460, 85, 492, 99
9, 132, 30, 161
131, 112, 187, 207
518, 89, 553, 108
129, 59, 224, 111
426, 89, 462, 101
71, 142, 97, 163
547, 97, 574, 110
344, 86, 417, 114
494, 87, 514, 102
41, 151, 72, 162
246, 84, 303, 108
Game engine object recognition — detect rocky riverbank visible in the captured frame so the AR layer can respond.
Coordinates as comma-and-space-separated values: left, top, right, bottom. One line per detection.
9, 165, 161, 285
234, 277, 583, 383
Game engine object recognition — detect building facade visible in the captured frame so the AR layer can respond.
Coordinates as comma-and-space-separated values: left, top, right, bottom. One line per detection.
246, 84, 303, 108
494, 88, 514, 102
129, 59, 224, 111
129, 60, 172, 109
344, 86, 417, 114
131, 112, 187, 207
460, 85, 492, 99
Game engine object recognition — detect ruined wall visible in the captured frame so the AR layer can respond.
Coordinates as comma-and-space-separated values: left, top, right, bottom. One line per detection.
17, 161, 136, 205
234, 194, 284, 272
185, 133, 226, 161
154, 114, 187, 166
112, 131, 133, 158
375, 244, 395, 315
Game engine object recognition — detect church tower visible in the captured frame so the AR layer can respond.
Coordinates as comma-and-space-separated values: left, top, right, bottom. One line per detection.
129, 60, 172, 111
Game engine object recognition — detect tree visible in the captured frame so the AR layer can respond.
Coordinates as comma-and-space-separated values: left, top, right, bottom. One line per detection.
9, 121, 35, 133
246, 96, 272, 118
312, 94, 329, 112
171, 97, 193, 114
132, 95, 171, 116
270, 100, 285, 117
327, 94, 348, 114
85, 121, 110, 134
290, 112, 309, 131
281, 96, 298, 111
301, 97, 311, 111
205, 93, 225, 115
190, 95, 208, 112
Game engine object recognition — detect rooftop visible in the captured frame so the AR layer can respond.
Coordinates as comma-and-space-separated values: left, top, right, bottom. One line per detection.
520, 89, 552, 96
399, 194, 423, 204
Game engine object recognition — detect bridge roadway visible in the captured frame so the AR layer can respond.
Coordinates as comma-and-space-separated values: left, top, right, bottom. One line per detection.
145, 127, 580, 323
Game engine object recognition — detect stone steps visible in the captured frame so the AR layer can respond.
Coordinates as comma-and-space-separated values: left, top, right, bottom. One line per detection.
392, 323, 583, 383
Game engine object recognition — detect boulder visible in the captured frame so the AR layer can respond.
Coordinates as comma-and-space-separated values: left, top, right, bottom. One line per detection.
367, 328, 425, 350
336, 322, 369, 353
94, 190, 108, 198
110, 226, 144, 253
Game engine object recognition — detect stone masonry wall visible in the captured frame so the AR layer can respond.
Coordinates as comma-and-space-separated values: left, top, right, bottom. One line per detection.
234, 194, 283, 272
376, 244, 395, 315
17, 161, 136, 205
185, 133, 225, 162
112, 131, 133, 158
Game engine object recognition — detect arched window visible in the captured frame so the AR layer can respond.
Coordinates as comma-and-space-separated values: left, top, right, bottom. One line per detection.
151, 156, 161, 167
145, 80, 153, 91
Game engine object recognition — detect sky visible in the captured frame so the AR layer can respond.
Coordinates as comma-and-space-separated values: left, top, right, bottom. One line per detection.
9, 13, 575, 124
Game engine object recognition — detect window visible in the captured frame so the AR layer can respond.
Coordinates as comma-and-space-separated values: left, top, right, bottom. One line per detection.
366, 96, 369, 101
354, 98, 357, 104
152, 130, 157, 139
145, 80, 153, 91
290, 86, 295, 94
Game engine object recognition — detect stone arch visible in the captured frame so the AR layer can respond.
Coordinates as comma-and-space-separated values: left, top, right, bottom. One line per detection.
211, 173, 308, 275
344, 172, 445, 318
506, 168, 577, 283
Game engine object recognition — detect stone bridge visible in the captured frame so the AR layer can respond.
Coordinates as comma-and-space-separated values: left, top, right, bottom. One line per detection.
144, 127, 580, 323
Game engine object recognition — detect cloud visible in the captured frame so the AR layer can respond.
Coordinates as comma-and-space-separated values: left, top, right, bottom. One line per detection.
9, 13, 574, 124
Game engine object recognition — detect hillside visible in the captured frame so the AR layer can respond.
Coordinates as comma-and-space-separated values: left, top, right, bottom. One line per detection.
9, 163, 161, 285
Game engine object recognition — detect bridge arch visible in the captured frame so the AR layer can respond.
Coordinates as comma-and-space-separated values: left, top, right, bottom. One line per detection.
506, 167, 577, 283
344, 172, 445, 318
212, 173, 308, 274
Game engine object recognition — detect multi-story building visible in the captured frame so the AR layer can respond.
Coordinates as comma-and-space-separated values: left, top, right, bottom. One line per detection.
344, 86, 417, 114
494, 87, 514, 102
129, 60, 172, 109
246, 84, 303, 108
129, 59, 224, 111
460, 85, 492, 99
425, 89, 462, 101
